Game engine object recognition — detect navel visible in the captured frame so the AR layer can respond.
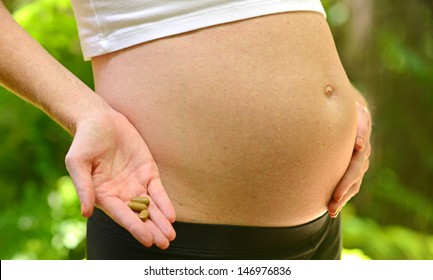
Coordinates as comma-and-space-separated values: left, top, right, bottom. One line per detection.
324, 85, 337, 97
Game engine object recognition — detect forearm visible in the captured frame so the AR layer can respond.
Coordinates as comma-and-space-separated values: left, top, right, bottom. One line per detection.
0, 2, 106, 134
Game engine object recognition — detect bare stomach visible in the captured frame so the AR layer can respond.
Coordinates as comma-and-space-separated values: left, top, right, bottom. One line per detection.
92, 12, 357, 227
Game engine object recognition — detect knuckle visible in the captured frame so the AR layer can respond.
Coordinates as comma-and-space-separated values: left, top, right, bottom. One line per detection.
64, 154, 78, 169
64, 151, 85, 168
353, 187, 360, 195
353, 182, 362, 194
364, 160, 370, 172
129, 223, 153, 247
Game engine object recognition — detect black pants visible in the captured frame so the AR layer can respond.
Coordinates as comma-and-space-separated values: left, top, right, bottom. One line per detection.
87, 207, 341, 260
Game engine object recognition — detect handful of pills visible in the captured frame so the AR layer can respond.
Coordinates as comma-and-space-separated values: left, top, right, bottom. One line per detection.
128, 197, 150, 221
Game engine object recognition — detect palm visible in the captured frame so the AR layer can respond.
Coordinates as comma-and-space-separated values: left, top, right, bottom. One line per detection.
65, 109, 176, 248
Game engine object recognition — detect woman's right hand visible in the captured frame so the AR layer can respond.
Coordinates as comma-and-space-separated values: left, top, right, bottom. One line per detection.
65, 108, 176, 249
0, 0, 176, 249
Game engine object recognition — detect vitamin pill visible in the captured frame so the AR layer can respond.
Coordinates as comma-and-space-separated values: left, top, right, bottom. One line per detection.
128, 201, 148, 212
139, 209, 149, 221
131, 196, 150, 206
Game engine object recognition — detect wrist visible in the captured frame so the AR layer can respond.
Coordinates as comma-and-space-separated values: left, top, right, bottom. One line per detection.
66, 89, 114, 135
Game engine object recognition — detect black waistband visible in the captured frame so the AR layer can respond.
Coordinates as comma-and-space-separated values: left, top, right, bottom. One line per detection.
87, 207, 340, 259
171, 212, 330, 251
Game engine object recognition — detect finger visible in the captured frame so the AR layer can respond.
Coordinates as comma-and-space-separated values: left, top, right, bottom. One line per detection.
133, 208, 172, 249
328, 179, 362, 217
65, 154, 95, 218
328, 155, 369, 216
101, 198, 161, 247
147, 195, 176, 242
147, 178, 176, 223
364, 141, 372, 159
104, 195, 174, 249
332, 149, 367, 202
145, 215, 173, 249
363, 159, 370, 174
127, 192, 174, 248
355, 102, 372, 151
147, 222, 171, 249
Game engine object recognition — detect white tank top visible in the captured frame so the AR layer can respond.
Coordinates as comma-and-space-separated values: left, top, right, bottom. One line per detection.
70, 0, 326, 60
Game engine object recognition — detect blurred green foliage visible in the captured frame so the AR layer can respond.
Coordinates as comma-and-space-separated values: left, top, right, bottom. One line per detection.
323, 0, 433, 259
0, 0, 432, 259
0, 0, 90, 259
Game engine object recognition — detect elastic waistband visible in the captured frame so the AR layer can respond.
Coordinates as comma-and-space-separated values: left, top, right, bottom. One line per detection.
88, 207, 338, 259
169, 212, 330, 255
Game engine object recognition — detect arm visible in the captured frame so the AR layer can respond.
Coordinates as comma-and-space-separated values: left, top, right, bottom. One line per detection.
0, 1, 99, 133
328, 86, 372, 217
0, 2, 175, 248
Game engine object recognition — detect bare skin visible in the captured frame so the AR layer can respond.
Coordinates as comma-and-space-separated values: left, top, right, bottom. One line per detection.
92, 12, 363, 227
0, 1, 371, 249
0, 2, 175, 249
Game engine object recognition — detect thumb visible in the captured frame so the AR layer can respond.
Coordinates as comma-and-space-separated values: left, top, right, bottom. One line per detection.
65, 154, 96, 218
355, 101, 371, 151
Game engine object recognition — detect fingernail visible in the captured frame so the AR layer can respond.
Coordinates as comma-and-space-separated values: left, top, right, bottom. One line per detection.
356, 137, 364, 149
329, 211, 338, 218
329, 204, 343, 218
81, 203, 86, 216
334, 193, 344, 202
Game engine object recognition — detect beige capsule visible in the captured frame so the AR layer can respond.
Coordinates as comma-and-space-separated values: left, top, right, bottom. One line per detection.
139, 209, 149, 221
128, 201, 148, 212
131, 196, 150, 206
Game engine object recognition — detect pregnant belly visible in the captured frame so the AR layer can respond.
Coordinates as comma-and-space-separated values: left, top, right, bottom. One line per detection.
92, 12, 358, 226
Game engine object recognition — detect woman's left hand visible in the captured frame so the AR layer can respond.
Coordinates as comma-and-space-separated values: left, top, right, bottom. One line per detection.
328, 101, 372, 218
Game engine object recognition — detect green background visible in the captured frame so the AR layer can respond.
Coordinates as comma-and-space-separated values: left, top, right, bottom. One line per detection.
1, 0, 432, 260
